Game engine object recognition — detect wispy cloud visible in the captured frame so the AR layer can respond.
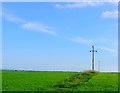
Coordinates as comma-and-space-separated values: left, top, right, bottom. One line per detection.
56, 2, 103, 9
102, 10, 118, 18
98, 46, 117, 54
22, 22, 57, 36
2, 13, 25, 23
2, 12, 58, 36
2, 7, 117, 54
55, 1, 119, 9
56, 2, 118, 20
71, 36, 117, 55
71, 37, 94, 45
70, 37, 115, 45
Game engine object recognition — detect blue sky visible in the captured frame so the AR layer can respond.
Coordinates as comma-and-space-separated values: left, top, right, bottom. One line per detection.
2, 2, 118, 72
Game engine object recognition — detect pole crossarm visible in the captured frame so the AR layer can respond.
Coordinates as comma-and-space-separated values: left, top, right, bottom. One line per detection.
90, 50, 97, 52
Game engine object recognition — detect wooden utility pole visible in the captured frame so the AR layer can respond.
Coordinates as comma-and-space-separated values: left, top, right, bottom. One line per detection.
90, 45, 97, 70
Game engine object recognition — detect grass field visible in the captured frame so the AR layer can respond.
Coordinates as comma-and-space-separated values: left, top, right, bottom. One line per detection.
74, 73, 118, 91
2, 70, 118, 91
2, 71, 78, 91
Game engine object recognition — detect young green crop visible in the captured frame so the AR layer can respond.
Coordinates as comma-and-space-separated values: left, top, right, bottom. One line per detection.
53, 70, 98, 89
74, 73, 118, 91
2, 71, 78, 91
2, 71, 118, 91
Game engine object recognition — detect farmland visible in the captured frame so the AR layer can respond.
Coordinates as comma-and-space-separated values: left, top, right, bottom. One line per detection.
74, 73, 118, 91
2, 71, 78, 91
2, 70, 119, 91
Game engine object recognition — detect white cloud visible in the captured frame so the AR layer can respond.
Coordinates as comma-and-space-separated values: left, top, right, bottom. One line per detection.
2, 12, 57, 36
22, 22, 58, 36
71, 37, 94, 45
102, 10, 118, 18
98, 46, 117, 54
71, 36, 117, 55
2, 13, 25, 23
56, 2, 103, 8
110, 2, 118, 6
71, 37, 115, 45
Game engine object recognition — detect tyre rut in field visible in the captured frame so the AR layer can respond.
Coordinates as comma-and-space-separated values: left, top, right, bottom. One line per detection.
53, 70, 98, 90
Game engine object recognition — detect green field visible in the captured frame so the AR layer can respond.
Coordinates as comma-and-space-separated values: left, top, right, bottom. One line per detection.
74, 73, 118, 91
2, 70, 119, 91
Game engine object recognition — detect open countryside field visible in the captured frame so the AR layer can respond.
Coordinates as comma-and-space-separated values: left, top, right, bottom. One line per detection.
2, 70, 119, 91
74, 73, 118, 91
2, 71, 78, 91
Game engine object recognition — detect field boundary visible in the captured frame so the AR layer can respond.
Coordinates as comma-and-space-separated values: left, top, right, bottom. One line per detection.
52, 70, 98, 90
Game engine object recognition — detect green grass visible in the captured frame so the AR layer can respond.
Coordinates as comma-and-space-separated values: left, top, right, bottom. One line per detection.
53, 70, 98, 89
2, 70, 118, 91
74, 72, 118, 91
2, 70, 78, 91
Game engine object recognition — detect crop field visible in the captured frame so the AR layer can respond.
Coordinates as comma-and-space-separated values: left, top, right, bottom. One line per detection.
2, 70, 119, 91
74, 73, 118, 91
2, 71, 78, 91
